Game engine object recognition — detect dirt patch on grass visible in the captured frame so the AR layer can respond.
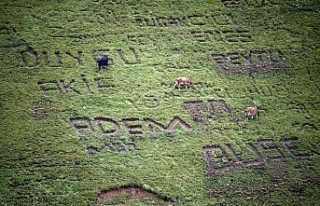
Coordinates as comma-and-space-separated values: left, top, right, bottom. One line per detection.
97, 183, 175, 205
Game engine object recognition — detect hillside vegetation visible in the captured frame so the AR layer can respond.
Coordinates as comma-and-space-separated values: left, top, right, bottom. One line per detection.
0, 0, 319, 205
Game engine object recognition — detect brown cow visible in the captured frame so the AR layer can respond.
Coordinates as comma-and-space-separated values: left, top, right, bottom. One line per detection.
173, 77, 194, 90
244, 106, 259, 121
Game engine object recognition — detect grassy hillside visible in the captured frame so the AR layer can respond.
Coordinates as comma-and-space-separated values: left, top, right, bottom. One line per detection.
0, 0, 319, 205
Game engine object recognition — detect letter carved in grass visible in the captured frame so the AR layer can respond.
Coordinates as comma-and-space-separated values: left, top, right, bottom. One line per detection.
205, 137, 318, 204
31, 100, 56, 119
221, 0, 275, 7
183, 99, 239, 123
211, 50, 288, 75
203, 137, 313, 176
70, 116, 191, 154
38, 74, 115, 95
12, 47, 142, 67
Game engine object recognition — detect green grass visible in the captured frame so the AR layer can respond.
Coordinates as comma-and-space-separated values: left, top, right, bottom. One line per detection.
0, 0, 319, 205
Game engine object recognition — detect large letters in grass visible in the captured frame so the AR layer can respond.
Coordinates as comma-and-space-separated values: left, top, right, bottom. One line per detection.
70, 116, 191, 139
38, 74, 115, 95
70, 116, 191, 153
203, 137, 314, 176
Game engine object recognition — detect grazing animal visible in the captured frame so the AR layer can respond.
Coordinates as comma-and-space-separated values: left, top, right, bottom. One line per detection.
173, 77, 194, 90
244, 106, 259, 121
96, 55, 112, 70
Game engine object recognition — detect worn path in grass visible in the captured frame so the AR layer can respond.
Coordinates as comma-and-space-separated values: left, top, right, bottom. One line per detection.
0, 0, 319, 205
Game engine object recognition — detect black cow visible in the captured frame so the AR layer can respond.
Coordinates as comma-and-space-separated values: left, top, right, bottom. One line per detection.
96, 55, 112, 70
